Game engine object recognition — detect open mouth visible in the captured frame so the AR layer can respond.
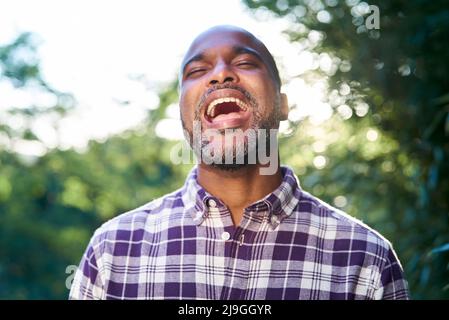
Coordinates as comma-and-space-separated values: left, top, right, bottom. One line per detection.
204, 97, 249, 122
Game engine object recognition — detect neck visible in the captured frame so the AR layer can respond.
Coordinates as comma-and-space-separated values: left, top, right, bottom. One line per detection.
197, 163, 283, 226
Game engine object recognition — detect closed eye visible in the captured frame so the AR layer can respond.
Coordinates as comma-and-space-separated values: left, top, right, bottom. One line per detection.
186, 68, 207, 78
235, 61, 257, 68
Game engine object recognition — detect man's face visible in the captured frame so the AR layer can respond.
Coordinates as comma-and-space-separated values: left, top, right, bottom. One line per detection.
179, 27, 287, 168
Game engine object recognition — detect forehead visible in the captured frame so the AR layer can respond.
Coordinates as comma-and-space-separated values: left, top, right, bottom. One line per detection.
182, 29, 266, 65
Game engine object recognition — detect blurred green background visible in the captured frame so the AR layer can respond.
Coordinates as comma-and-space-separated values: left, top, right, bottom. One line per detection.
1, 0, 448, 299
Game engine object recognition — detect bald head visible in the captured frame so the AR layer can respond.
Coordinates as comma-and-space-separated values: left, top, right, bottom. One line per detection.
180, 25, 281, 89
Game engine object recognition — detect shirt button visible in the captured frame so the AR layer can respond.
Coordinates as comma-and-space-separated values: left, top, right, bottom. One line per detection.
208, 199, 217, 208
221, 231, 230, 241
271, 215, 279, 224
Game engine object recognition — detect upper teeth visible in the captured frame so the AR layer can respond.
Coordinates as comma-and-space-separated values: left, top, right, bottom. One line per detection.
206, 97, 248, 117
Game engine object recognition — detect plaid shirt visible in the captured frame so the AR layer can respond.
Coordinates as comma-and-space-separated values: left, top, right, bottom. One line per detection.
70, 166, 409, 300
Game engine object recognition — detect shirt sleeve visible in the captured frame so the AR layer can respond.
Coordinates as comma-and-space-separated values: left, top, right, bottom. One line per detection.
69, 237, 105, 300
375, 246, 410, 300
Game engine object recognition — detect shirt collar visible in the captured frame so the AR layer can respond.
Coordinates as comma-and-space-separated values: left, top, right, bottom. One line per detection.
183, 165, 301, 229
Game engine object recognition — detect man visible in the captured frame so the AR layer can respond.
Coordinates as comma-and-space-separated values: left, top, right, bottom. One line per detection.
70, 25, 409, 300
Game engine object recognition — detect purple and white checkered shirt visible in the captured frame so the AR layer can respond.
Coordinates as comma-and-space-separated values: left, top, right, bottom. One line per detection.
70, 166, 409, 300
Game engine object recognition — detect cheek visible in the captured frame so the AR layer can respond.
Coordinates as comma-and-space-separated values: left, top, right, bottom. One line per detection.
252, 80, 278, 113
179, 106, 189, 123
242, 71, 276, 100
179, 106, 194, 133
179, 90, 197, 124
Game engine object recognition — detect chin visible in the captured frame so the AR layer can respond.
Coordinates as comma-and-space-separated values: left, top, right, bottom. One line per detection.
209, 162, 249, 171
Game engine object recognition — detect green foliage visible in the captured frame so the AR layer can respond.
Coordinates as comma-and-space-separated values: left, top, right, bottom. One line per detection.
0, 32, 74, 145
0, 34, 191, 298
0, 134, 192, 298
244, 0, 449, 299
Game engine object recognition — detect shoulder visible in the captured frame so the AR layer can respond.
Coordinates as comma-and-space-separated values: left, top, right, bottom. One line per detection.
296, 189, 394, 259
88, 188, 185, 248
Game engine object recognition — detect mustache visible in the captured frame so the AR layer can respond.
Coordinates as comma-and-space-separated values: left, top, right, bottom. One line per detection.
194, 83, 256, 119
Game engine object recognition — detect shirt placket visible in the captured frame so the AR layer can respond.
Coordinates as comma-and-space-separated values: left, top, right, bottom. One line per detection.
219, 209, 258, 300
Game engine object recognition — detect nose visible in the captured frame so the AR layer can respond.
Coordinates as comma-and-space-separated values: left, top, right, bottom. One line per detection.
208, 60, 239, 86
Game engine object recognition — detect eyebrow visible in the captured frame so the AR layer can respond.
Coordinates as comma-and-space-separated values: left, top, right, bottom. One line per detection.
231, 45, 264, 63
182, 53, 205, 74
181, 45, 264, 75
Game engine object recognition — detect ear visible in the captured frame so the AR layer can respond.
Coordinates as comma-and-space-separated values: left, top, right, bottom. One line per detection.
279, 93, 289, 121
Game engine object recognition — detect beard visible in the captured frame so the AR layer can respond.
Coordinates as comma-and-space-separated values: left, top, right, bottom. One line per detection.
182, 83, 281, 171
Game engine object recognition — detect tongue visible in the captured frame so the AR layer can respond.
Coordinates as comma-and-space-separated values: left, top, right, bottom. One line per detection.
212, 111, 242, 122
